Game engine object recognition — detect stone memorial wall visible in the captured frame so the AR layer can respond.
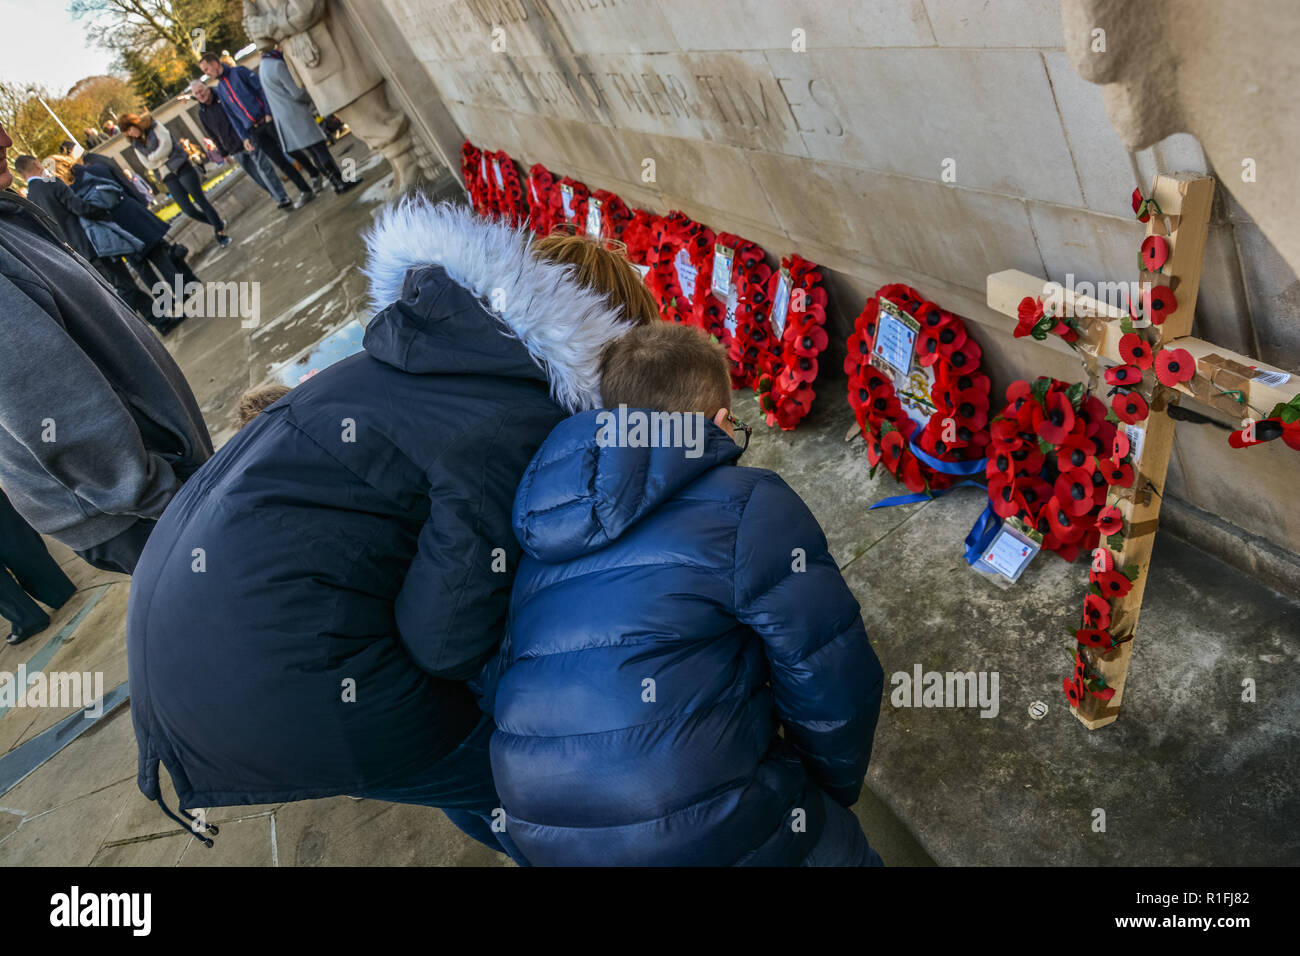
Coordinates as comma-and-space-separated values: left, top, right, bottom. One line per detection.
340, 0, 1300, 584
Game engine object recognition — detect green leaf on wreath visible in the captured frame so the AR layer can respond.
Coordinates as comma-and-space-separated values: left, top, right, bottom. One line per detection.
1120, 315, 1135, 335
1066, 382, 1085, 408
1121, 563, 1141, 581
1038, 437, 1053, 455
1106, 533, 1126, 551
1277, 404, 1300, 425
1030, 378, 1051, 405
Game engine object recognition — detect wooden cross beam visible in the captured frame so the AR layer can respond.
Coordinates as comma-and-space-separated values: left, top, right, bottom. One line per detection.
986, 173, 1293, 729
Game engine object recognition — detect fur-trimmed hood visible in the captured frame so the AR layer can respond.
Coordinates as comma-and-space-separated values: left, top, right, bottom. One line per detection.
361, 199, 635, 413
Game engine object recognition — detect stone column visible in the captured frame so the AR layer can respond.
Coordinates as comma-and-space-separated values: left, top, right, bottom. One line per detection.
242, 0, 427, 194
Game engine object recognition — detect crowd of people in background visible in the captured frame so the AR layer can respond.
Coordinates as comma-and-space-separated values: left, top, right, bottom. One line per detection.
0, 42, 359, 647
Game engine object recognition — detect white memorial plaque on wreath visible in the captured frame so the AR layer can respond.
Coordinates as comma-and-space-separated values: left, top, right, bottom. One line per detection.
491, 158, 504, 189
770, 267, 791, 339
560, 183, 574, 219
674, 248, 698, 299
724, 285, 740, 335
586, 198, 603, 239
871, 299, 933, 429
711, 244, 735, 300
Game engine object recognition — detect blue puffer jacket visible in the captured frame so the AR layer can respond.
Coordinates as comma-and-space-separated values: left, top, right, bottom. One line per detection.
126, 202, 636, 812
485, 411, 884, 865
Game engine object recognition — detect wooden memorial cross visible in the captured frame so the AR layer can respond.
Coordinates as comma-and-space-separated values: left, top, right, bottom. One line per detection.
986, 173, 1294, 729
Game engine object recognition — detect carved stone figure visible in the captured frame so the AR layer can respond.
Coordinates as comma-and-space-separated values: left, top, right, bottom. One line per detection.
1061, 0, 1300, 273
242, 0, 423, 193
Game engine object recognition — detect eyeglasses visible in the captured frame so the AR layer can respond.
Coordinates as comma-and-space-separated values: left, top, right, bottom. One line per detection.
727, 414, 752, 453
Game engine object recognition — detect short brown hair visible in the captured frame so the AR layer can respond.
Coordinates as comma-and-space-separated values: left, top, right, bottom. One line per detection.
237, 384, 291, 428
599, 322, 730, 414
532, 232, 658, 327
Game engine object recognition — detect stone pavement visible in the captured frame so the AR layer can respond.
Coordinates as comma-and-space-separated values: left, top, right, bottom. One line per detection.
1, 136, 1295, 867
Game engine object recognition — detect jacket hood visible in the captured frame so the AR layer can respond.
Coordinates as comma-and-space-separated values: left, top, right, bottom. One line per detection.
361, 199, 637, 414
512, 408, 743, 562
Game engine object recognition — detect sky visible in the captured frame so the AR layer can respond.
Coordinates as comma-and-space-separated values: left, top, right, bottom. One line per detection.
0, 0, 119, 94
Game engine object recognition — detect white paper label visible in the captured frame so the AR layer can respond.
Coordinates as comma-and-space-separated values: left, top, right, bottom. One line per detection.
560, 183, 574, 219
633, 263, 651, 280
586, 197, 602, 239
1124, 423, 1145, 466
770, 268, 791, 340
872, 301, 917, 376
479, 154, 487, 180
723, 285, 740, 335
1251, 368, 1292, 387
711, 244, 734, 300
674, 248, 698, 299
529, 178, 538, 203
983, 525, 1039, 580
491, 158, 504, 189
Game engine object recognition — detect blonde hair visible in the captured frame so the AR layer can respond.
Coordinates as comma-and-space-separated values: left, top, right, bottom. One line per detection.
237, 384, 291, 428
532, 232, 659, 327
599, 322, 729, 414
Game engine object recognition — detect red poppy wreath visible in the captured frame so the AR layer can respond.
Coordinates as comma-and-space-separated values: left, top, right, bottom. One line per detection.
986, 377, 1116, 563
583, 189, 633, 244
645, 211, 715, 328
460, 141, 492, 218
703, 232, 772, 390
752, 255, 831, 430
621, 208, 661, 267
547, 175, 590, 232
525, 163, 556, 236
483, 150, 528, 226
846, 284, 991, 493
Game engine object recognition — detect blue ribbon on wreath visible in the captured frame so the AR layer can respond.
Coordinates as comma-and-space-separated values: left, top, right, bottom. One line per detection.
868, 435, 997, 566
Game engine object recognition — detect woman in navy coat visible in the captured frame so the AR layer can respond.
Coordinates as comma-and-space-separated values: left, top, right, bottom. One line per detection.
126, 201, 653, 854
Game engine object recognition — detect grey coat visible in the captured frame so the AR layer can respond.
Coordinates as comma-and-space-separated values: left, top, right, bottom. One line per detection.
257, 55, 325, 153
0, 191, 212, 551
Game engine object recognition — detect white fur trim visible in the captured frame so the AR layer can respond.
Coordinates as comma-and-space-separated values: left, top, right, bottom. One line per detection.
362, 198, 635, 413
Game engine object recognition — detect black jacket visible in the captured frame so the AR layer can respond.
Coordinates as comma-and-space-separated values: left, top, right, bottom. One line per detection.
71, 165, 169, 252
196, 97, 243, 158
24, 177, 101, 261
126, 200, 638, 809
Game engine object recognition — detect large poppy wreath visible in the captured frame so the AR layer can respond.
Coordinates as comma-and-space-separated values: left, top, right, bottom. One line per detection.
646, 211, 715, 327
986, 377, 1116, 563
483, 150, 528, 227
621, 208, 660, 267
846, 284, 991, 493
753, 255, 830, 430
705, 232, 772, 390
584, 189, 633, 244
525, 163, 556, 236
547, 175, 590, 232
460, 141, 492, 219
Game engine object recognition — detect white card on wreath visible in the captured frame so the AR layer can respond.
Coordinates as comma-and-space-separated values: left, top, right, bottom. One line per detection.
674, 248, 698, 299
724, 285, 740, 335
491, 158, 504, 189
770, 267, 791, 339
560, 183, 574, 219
586, 198, 602, 239
871, 299, 933, 429
711, 244, 734, 300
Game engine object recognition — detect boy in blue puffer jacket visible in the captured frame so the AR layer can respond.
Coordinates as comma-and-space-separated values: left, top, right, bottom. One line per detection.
484, 321, 885, 866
